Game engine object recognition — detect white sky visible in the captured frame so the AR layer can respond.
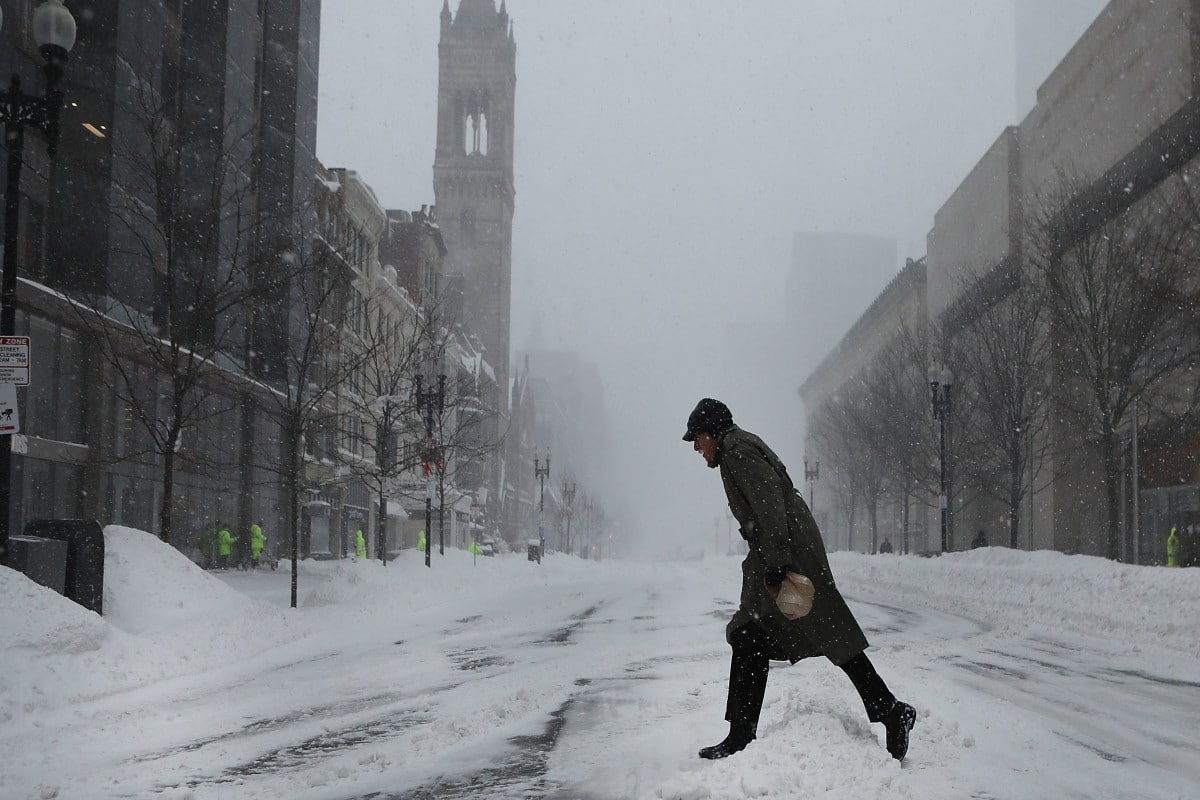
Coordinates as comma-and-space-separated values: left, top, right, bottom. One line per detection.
316, 1, 1104, 549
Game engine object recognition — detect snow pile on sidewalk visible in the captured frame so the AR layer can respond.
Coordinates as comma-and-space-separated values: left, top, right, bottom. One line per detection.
834, 547, 1200, 658
0, 525, 300, 722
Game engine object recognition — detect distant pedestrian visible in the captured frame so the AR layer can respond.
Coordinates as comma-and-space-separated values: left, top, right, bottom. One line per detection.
417, 529, 426, 554
972, 529, 988, 549
1167, 526, 1179, 567
355, 529, 367, 559
878, 537, 893, 554
216, 522, 234, 569
682, 398, 916, 761
196, 523, 217, 569
250, 521, 265, 568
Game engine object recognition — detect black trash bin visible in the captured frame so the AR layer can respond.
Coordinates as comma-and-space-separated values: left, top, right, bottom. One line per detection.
8, 535, 68, 594
23, 520, 105, 614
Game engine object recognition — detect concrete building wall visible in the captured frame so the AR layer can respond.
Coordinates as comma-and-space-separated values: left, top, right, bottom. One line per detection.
926, 128, 1019, 323
1020, 0, 1193, 199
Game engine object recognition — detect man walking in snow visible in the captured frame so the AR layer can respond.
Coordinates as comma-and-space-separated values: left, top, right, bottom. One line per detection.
683, 398, 916, 761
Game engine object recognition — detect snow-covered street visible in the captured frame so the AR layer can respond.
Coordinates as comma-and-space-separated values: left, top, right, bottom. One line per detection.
2, 527, 1198, 800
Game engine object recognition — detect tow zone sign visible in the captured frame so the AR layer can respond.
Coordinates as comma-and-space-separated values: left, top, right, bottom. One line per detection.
0, 336, 30, 386
0, 336, 28, 435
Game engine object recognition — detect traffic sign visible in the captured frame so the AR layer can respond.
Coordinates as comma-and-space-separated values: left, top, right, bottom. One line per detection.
0, 383, 20, 434
0, 336, 30, 386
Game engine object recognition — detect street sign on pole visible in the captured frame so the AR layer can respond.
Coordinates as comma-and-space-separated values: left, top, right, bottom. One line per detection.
0, 383, 19, 434
0, 336, 30, 386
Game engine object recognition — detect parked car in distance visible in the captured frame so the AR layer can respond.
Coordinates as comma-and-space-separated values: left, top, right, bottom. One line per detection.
480, 538, 496, 557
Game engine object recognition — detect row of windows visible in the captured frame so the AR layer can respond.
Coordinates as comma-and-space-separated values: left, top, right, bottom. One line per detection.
318, 202, 372, 273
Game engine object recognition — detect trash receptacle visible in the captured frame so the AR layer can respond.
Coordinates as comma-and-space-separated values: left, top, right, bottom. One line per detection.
526, 539, 541, 563
8, 535, 68, 594
22, 520, 105, 614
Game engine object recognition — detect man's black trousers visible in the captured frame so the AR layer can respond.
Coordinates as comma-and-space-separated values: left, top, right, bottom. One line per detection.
725, 622, 898, 734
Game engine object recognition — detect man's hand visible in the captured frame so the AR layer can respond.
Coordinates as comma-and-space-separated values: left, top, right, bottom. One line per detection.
765, 581, 780, 600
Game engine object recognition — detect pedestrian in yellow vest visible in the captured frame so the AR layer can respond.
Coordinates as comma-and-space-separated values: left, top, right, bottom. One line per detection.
250, 521, 265, 568
355, 529, 367, 559
417, 529, 426, 553
1167, 526, 1179, 567
216, 523, 234, 569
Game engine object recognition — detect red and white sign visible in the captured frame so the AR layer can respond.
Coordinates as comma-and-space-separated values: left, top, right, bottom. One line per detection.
0, 383, 19, 434
0, 336, 30, 386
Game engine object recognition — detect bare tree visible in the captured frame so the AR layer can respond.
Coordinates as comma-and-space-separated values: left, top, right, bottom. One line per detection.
865, 325, 937, 554
948, 266, 1053, 549
336, 289, 436, 564
253, 224, 371, 607
1031, 170, 1200, 559
809, 389, 876, 552
430, 352, 506, 556
69, 67, 271, 547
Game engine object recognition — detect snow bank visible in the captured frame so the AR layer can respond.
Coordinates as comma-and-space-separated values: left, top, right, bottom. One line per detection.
834, 547, 1200, 659
0, 525, 301, 723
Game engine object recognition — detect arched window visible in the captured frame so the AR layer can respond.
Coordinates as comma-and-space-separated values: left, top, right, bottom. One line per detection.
461, 90, 492, 155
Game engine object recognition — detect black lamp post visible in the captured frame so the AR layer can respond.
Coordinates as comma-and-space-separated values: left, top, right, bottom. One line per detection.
0, 0, 77, 565
415, 372, 446, 568
803, 458, 819, 509
928, 363, 955, 553
534, 452, 549, 558
563, 480, 576, 555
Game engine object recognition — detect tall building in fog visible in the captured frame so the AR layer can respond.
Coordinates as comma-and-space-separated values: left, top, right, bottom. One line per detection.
433, 0, 517, 413
785, 232, 897, 385
1014, 0, 1107, 118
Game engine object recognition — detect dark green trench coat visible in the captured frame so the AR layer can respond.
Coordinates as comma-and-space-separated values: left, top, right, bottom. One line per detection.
718, 426, 869, 666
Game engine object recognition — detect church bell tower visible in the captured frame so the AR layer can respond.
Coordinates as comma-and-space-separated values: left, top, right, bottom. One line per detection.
434, 0, 516, 413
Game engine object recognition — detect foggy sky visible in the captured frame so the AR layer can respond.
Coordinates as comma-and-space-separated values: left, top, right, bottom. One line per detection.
317, 1, 1104, 555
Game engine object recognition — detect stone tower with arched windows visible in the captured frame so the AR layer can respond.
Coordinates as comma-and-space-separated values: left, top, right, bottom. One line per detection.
434, 0, 516, 414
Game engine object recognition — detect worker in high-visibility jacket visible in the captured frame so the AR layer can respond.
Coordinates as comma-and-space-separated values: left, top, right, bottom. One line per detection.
417, 529, 427, 554
217, 523, 234, 569
468, 540, 483, 555
250, 521, 265, 568
355, 529, 367, 559
1167, 526, 1179, 567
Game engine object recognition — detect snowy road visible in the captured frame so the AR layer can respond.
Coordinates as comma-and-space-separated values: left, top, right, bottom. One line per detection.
2, 529, 1198, 799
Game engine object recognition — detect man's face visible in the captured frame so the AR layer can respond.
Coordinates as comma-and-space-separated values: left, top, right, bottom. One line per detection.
692, 432, 718, 468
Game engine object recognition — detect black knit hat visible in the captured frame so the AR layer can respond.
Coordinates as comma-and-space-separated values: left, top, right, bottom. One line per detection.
682, 398, 733, 441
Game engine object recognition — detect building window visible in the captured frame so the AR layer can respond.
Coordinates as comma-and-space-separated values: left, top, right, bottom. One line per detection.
18, 314, 86, 445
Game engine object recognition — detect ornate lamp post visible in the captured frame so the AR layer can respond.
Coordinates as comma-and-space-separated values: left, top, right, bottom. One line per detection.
415, 372, 446, 568
469, 497, 480, 565
563, 480, 576, 555
534, 452, 549, 559
0, 0, 77, 564
803, 458, 819, 509
928, 363, 955, 553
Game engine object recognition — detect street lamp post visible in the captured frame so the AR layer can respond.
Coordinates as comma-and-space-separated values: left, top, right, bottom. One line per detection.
470, 498, 480, 565
563, 480, 576, 556
534, 453, 549, 558
804, 459, 819, 509
0, 0, 77, 565
415, 372, 446, 568
928, 363, 955, 553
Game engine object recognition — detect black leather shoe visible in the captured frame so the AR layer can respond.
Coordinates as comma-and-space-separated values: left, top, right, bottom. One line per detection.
698, 728, 755, 760
883, 702, 916, 760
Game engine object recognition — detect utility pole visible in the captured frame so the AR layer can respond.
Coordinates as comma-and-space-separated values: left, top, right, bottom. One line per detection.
534, 453, 550, 559
928, 364, 955, 553
563, 480, 576, 555
415, 373, 446, 568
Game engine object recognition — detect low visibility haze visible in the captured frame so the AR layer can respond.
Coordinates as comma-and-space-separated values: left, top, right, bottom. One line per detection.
318, 1, 1104, 554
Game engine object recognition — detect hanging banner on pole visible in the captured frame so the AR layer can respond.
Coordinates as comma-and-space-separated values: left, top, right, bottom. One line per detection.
0, 383, 20, 434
